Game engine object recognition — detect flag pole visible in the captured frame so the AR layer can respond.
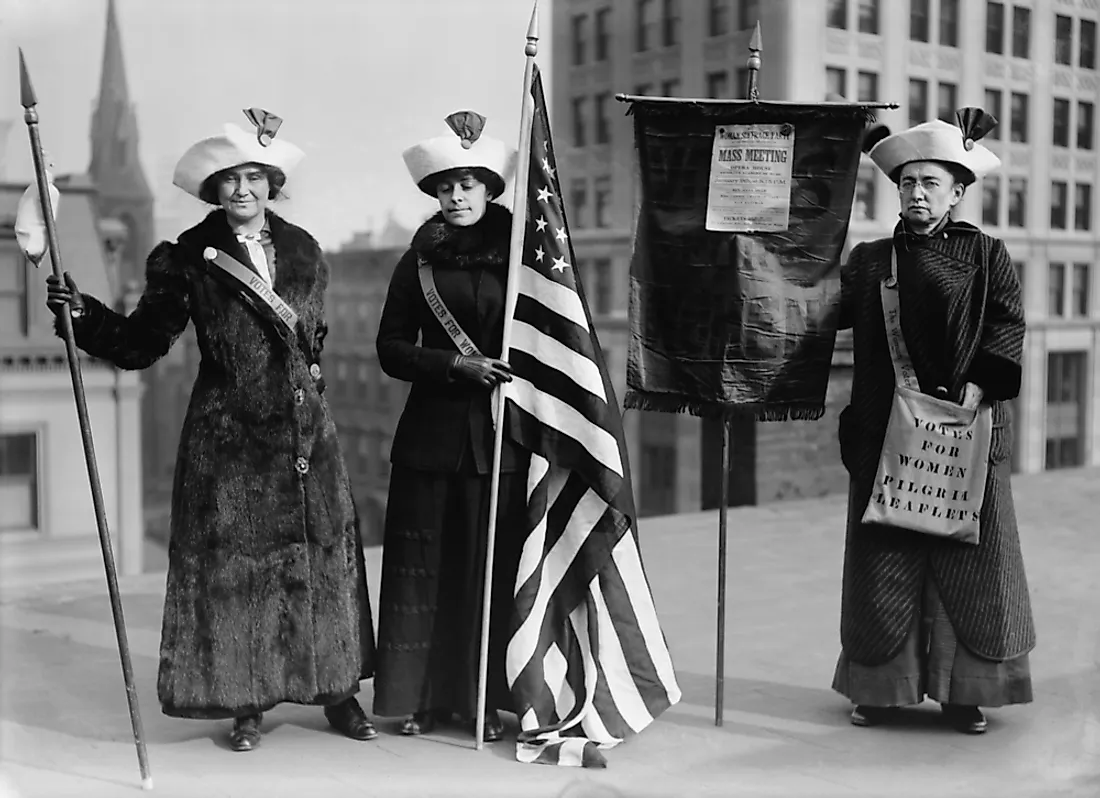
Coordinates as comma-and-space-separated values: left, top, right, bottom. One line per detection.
474, 1, 539, 751
715, 22, 763, 729
18, 49, 153, 789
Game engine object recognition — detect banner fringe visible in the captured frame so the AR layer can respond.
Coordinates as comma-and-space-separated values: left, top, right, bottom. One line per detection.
624, 391, 826, 423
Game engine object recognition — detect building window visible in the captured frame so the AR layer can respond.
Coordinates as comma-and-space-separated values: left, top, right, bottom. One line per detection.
986, 2, 1004, 54
1053, 98, 1071, 147
0, 247, 29, 338
594, 176, 612, 228
1051, 181, 1068, 230
1082, 20, 1097, 70
909, 0, 929, 42
636, 0, 655, 52
736, 67, 750, 98
1049, 262, 1066, 316
592, 257, 613, 315
708, 0, 729, 37
857, 71, 878, 102
1011, 6, 1030, 58
569, 180, 588, 229
827, 67, 847, 98
594, 8, 611, 61
660, 78, 681, 96
858, 0, 879, 34
0, 433, 39, 531
1079, 102, 1095, 150
1075, 183, 1093, 231
983, 178, 1001, 226
594, 92, 611, 144
571, 14, 588, 66
572, 97, 587, 147
909, 78, 928, 124
706, 70, 729, 99
634, 81, 653, 96
1013, 260, 1026, 298
1009, 92, 1028, 142
1072, 264, 1090, 316
1055, 15, 1073, 66
1045, 352, 1086, 469
1008, 176, 1027, 226
940, 0, 959, 46
661, 0, 681, 47
639, 413, 679, 516
853, 167, 876, 221
738, 0, 760, 30
984, 89, 1002, 140
937, 82, 958, 123
827, 0, 847, 29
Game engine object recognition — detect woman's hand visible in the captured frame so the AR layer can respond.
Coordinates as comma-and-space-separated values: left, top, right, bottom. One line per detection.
450, 355, 513, 388
961, 381, 985, 410
45, 272, 86, 319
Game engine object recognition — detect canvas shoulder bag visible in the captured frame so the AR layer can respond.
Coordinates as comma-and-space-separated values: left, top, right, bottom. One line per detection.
860, 248, 993, 545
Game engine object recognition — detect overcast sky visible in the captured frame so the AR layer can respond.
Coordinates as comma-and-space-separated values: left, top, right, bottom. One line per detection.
0, 0, 553, 249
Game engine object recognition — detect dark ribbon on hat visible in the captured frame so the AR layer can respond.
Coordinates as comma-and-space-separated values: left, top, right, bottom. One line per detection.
955, 107, 998, 151
445, 111, 487, 150
243, 108, 283, 147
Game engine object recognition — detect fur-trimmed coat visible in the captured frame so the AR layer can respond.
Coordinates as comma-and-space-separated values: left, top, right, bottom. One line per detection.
65, 209, 375, 719
377, 203, 526, 474
836, 220, 1034, 666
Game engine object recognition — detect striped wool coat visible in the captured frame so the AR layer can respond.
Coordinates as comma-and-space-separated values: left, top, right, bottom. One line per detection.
836, 219, 1035, 666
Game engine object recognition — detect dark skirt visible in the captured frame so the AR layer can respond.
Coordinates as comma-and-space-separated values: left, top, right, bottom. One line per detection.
372, 465, 527, 719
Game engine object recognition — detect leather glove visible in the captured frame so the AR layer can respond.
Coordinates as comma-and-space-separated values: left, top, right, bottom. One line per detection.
449, 354, 513, 388
45, 272, 86, 319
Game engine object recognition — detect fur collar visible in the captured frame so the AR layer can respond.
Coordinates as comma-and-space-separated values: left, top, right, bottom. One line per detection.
410, 203, 512, 270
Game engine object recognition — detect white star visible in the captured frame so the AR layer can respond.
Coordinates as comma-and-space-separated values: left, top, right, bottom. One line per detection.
541, 156, 555, 177
534, 245, 545, 262
537, 186, 553, 203
535, 216, 548, 232
551, 256, 570, 273
554, 226, 569, 244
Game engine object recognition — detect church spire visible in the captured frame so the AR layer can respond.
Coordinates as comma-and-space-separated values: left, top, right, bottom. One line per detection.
89, 0, 151, 200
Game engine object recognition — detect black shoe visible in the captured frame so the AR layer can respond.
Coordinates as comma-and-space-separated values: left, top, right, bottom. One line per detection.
324, 698, 378, 741
399, 711, 437, 736
471, 709, 503, 742
229, 714, 262, 752
850, 705, 896, 727
941, 704, 987, 734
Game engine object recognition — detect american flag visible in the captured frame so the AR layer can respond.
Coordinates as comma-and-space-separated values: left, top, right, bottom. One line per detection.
502, 65, 681, 768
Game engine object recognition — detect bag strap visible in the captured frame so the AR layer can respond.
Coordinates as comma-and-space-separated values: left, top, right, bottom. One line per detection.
416, 255, 483, 357
879, 247, 921, 392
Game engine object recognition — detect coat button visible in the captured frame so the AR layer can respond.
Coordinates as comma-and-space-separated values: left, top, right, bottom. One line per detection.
294, 388, 305, 405
295, 456, 309, 474
309, 363, 322, 380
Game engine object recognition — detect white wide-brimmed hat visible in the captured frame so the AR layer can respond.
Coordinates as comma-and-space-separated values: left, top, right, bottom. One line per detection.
868, 108, 1001, 185
403, 110, 516, 196
173, 109, 304, 199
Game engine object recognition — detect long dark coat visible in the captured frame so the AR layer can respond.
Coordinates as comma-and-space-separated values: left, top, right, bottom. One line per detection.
373, 204, 527, 718
837, 220, 1035, 666
66, 209, 375, 719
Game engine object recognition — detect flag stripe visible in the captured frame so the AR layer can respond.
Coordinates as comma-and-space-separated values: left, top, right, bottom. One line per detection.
508, 404, 625, 498
510, 318, 607, 403
517, 263, 589, 331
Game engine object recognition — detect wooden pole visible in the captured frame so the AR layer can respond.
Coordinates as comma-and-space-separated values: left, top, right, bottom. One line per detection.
474, 1, 539, 751
18, 49, 153, 789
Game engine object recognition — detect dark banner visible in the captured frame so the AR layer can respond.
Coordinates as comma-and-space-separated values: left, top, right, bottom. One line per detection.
624, 100, 874, 421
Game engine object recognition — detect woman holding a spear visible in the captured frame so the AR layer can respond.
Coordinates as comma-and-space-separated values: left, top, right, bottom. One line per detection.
42, 111, 378, 753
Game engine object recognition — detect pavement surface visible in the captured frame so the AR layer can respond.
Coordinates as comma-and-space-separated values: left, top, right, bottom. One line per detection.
1, 468, 1098, 798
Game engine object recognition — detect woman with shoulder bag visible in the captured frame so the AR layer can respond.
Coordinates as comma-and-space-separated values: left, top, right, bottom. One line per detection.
832, 109, 1034, 735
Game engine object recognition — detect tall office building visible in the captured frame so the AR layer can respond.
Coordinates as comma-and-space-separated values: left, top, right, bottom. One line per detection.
552, 0, 1100, 515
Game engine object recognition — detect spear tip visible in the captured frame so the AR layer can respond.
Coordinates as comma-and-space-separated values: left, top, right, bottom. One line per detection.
749, 20, 762, 51
19, 48, 38, 108
527, 1, 539, 40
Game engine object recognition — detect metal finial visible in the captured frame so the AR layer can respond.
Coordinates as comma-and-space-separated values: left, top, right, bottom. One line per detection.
745, 21, 762, 101
525, 1, 539, 57
19, 48, 38, 109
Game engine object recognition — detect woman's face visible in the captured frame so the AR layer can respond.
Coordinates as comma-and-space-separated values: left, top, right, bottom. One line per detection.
435, 170, 489, 227
217, 164, 271, 225
897, 161, 964, 232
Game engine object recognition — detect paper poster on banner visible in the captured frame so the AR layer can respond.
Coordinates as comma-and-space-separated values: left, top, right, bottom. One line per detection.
705, 123, 795, 233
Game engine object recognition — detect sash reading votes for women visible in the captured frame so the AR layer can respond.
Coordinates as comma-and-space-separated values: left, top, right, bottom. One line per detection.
622, 100, 875, 420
